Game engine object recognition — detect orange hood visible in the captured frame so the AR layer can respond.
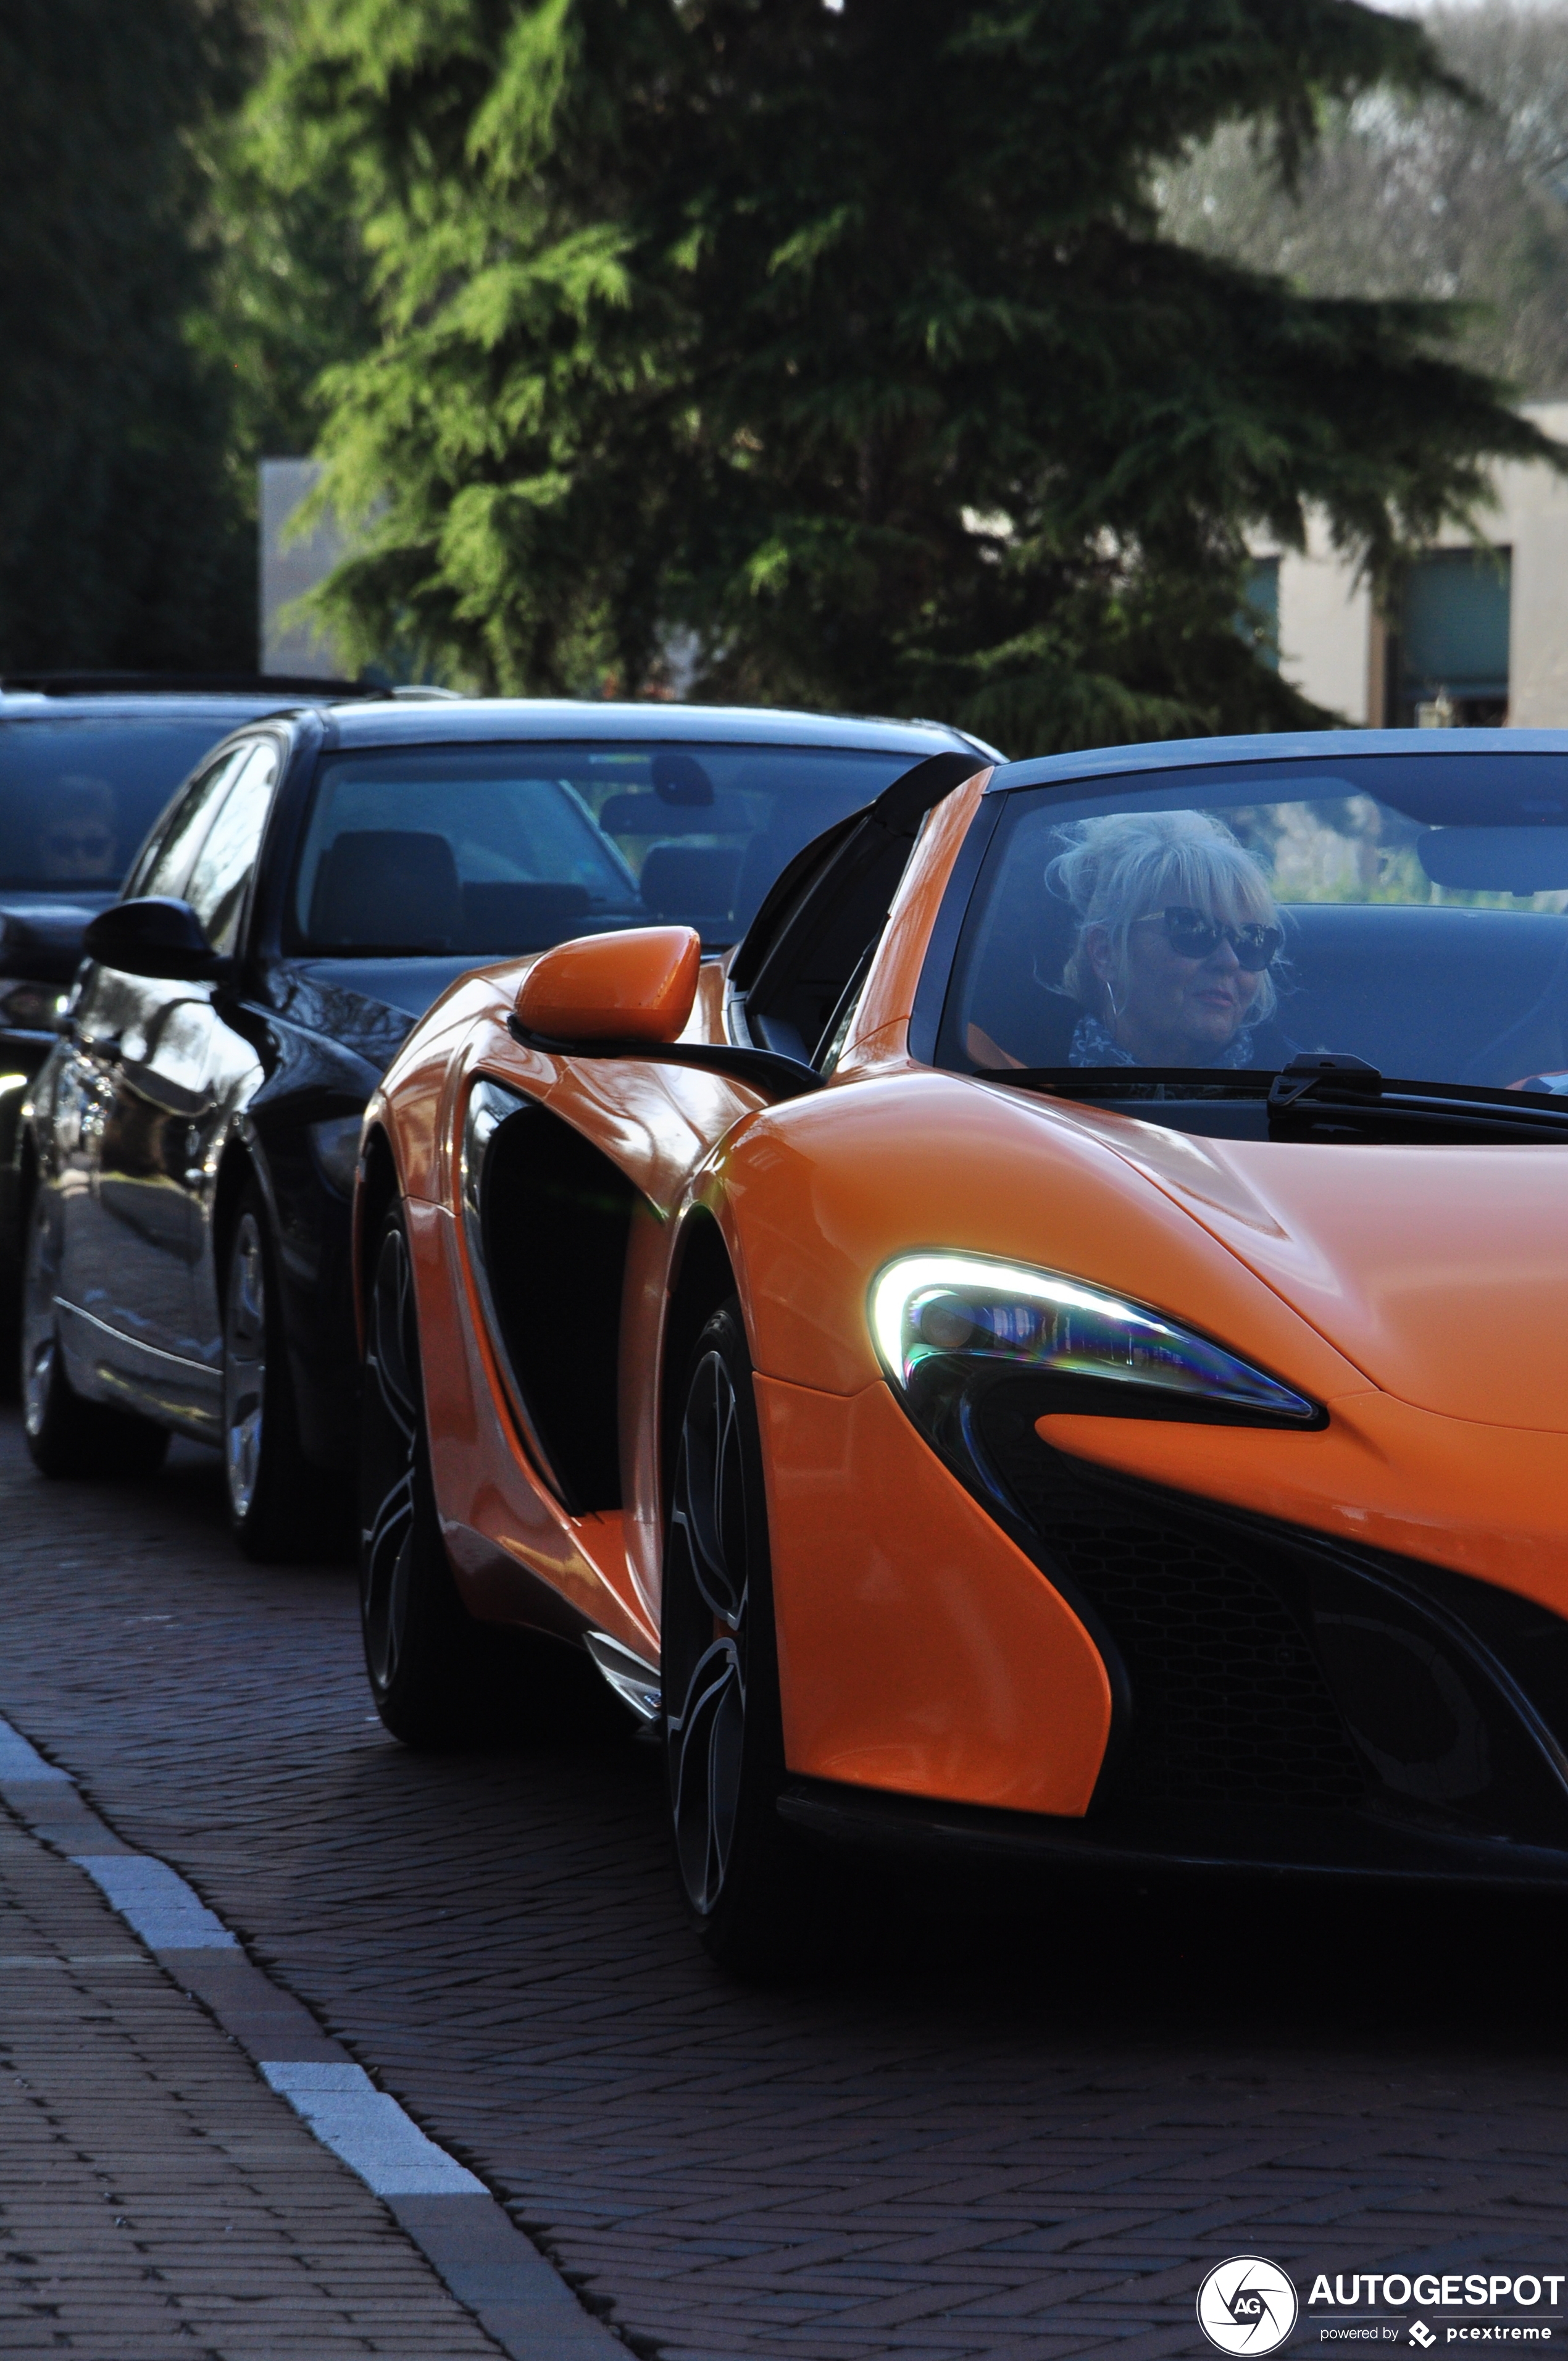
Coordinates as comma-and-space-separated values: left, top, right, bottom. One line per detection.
1063, 1107, 1568, 1432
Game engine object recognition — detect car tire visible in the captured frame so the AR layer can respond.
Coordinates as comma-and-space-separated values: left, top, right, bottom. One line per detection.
222, 1184, 330, 1561
20, 1181, 169, 1482
359, 1203, 486, 1745
661, 1301, 827, 1977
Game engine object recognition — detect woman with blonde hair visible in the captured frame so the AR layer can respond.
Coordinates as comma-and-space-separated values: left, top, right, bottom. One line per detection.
1049, 809, 1283, 1068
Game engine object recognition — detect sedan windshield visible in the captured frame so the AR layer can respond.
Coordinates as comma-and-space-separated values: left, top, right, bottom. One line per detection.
0, 718, 234, 890
937, 753, 1568, 1095
290, 740, 920, 955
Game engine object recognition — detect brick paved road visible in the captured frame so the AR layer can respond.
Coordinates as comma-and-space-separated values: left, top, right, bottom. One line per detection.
1, 1409, 1567, 2360
0, 1796, 505, 2356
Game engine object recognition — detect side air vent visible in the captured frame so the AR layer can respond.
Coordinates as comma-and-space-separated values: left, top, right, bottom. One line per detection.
461, 1079, 640, 1512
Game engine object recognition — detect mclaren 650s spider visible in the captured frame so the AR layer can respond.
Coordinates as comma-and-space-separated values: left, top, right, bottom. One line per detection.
356, 730, 1568, 1968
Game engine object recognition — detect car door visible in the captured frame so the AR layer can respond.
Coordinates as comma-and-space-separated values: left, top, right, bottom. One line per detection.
56, 745, 247, 1389
170, 742, 278, 1374
441, 816, 924, 1639
57, 742, 273, 1424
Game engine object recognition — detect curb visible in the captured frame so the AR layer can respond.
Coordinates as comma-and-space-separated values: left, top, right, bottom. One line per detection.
0, 1710, 624, 2359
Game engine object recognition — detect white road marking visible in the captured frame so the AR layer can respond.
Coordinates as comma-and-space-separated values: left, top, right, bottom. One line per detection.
0, 1723, 70, 1781
72, 1854, 238, 1950
261, 2061, 485, 2196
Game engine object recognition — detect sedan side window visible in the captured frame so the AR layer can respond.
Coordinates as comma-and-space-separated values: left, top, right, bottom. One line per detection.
184, 743, 280, 954
134, 747, 249, 903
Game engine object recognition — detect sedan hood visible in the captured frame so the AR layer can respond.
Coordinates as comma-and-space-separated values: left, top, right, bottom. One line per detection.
1061, 1101, 1568, 1431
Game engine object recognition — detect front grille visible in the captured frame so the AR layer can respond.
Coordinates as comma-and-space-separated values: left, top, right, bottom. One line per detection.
980, 1402, 1365, 1810
1043, 1498, 1364, 1808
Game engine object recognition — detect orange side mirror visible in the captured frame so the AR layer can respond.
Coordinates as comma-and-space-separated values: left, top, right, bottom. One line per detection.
516, 925, 701, 1043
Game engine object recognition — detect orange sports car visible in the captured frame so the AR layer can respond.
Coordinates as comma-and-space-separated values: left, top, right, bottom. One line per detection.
356, 730, 1568, 1968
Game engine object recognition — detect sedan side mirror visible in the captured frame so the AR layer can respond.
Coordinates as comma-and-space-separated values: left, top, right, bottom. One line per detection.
82, 897, 232, 984
516, 925, 701, 1043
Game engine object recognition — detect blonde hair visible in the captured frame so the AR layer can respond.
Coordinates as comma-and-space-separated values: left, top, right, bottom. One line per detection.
1049, 809, 1281, 1022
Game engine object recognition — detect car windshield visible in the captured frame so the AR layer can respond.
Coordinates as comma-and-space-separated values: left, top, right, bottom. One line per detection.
936, 753, 1568, 1095
290, 740, 922, 955
0, 717, 234, 890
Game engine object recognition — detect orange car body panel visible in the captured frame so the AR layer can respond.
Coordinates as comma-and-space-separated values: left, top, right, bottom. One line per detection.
1040, 1391, 1568, 1610
364, 761, 1568, 1826
840, 769, 989, 1068
757, 1374, 1112, 1813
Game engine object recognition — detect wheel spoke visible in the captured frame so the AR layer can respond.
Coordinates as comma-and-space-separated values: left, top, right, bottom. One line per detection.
22, 1191, 64, 1441
367, 1230, 417, 1443
361, 1461, 414, 1687
668, 1637, 744, 1912
665, 1339, 754, 1918
360, 1219, 424, 1699
671, 1354, 747, 1629
223, 1214, 268, 1519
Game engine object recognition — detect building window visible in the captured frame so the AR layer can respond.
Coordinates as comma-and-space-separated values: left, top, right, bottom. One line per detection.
1392, 547, 1511, 727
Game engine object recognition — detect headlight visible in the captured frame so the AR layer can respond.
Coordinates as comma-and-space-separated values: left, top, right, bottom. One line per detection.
309, 1114, 364, 1198
870, 1252, 1319, 1440
0, 979, 65, 1033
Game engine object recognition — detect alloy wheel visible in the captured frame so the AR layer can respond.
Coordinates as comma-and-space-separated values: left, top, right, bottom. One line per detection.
665, 1347, 751, 1915
223, 1212, 268, 1520
21, 1189, 62, 1444
361, 1221, 419, 1694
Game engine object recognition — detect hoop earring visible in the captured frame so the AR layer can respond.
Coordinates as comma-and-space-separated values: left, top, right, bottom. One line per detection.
1105, 979, 1123, 1021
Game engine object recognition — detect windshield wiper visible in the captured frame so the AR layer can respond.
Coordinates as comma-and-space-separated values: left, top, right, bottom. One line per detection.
1266, 1055, 1568, 1142
972, 1064, 1275, 1100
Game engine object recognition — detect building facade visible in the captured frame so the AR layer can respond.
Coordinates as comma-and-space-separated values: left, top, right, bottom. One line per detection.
1254, 401, 1568, 729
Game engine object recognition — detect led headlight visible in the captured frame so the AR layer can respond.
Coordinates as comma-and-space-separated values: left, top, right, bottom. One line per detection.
870, 1252, 1318, 1431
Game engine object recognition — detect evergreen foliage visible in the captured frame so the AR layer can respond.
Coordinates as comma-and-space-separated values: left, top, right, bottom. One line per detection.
1163, 1, 1568, 402
249, 2, 1566, 744
194, 3, 377, 472
0, 0, 257, 671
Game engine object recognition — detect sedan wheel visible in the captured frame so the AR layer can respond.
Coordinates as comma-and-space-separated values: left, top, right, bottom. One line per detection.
222, 1213, 267, 1523
662, 1302, 824, 1974
220, 1183, 325, 1560
359, 1204, 483, 1743
20, 1180, 168, 1482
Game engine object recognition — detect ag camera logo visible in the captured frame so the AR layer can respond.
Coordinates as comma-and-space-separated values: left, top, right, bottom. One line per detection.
1198, 2257, 1299, 2354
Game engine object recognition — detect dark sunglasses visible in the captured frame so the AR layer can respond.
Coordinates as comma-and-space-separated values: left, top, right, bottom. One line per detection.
1139, 905, 1283, 971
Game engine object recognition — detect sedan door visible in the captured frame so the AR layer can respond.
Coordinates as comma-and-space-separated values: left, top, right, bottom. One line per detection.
56, 742, 275, 1430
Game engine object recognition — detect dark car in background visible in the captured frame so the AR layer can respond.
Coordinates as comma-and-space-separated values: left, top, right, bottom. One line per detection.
0, 675, 374, 1313
19, 698, 999, 1558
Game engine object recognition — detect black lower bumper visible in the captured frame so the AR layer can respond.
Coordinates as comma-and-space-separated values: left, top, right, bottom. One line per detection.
788, 1398, 1568, 1891
778, 1776, 1568, 1892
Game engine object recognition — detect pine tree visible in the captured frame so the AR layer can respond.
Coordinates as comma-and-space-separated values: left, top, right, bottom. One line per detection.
266, 0, 1561, 748
0, 0, 254, 671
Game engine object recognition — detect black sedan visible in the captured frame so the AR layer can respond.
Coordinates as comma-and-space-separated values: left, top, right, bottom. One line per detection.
19, 698, 998, 1557
0, 675, 373, 1315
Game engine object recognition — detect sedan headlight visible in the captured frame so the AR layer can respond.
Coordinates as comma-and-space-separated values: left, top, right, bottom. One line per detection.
870, 1253, 1319, 1481
0, 979, 66, 1034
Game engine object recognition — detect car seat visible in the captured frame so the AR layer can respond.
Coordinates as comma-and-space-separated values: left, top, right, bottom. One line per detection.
307, 830, 463, 951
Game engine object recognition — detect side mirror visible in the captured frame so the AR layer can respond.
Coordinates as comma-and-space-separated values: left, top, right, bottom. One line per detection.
516, 926, 700, 1043
82, 897, 231, 984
